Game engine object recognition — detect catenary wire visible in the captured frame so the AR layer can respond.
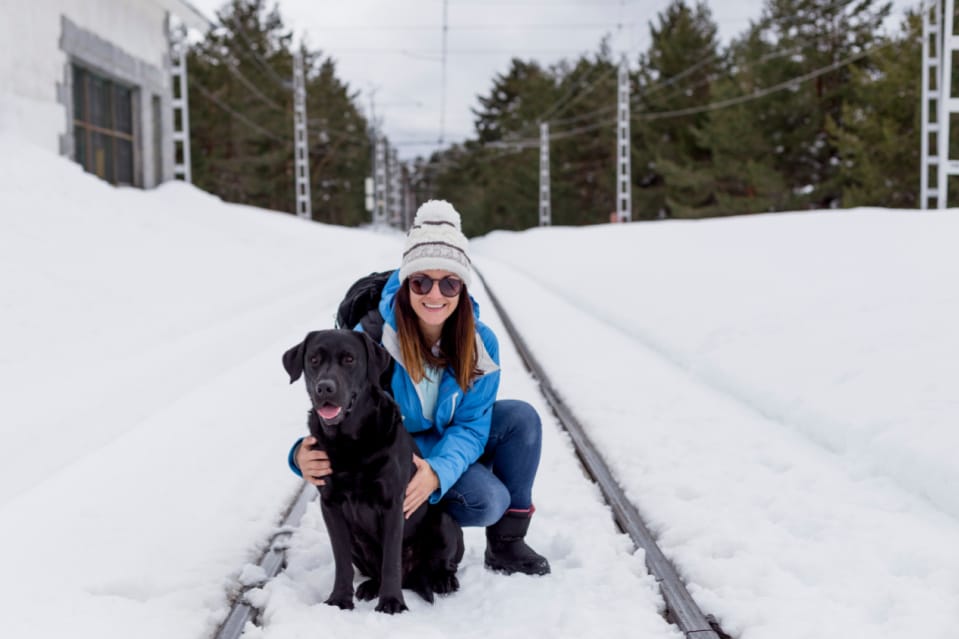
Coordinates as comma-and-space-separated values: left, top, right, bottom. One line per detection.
192, 80, 292, 144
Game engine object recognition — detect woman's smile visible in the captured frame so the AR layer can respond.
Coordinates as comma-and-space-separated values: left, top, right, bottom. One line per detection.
409, 269, 460, 339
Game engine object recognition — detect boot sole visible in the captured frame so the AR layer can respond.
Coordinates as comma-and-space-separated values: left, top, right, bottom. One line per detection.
484, 558, 551, 576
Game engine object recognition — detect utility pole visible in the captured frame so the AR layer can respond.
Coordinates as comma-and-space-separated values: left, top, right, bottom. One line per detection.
373, 135, 388, 225
922, 0, 945, 208
403, 171, 415, 230
539, 122, 551, 226
365, 176, 374, 217
367, 88, 389, 225
616, 54, 632, 222
292, 51, 311, 219
927, 0, 959, 209
439, 0, 448, 144
388, 147, 402, 226
169, 19, 192, 183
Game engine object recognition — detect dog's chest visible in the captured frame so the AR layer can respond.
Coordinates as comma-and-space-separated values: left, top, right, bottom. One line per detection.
323, 465, 399, 509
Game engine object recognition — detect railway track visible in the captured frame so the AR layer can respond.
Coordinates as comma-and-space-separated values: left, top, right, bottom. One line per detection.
212, 274, 730, 639
477, 270, 728, 639
212, 482, 315, 639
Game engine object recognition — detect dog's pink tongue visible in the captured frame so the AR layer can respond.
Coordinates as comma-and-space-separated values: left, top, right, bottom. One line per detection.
317, 404, 342, 420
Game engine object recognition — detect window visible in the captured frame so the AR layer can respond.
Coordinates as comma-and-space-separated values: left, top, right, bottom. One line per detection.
73, 65, 136, 185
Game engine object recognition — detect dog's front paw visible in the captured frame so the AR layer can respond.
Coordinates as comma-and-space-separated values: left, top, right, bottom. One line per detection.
431, 571, 460, 595
375, 594, 408, 614
356, 579, 379, 601
324, 590, 355, 610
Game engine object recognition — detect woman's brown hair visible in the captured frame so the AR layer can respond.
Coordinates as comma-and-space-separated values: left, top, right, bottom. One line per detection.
395, 279, 478, 390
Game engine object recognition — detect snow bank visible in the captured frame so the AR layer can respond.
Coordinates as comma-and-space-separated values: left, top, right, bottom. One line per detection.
474, 211, 959, 519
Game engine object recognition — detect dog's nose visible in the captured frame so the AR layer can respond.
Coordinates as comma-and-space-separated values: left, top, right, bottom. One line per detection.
315, 378, 337, 396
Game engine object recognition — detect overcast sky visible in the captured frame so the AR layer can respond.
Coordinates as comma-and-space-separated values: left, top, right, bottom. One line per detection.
188, 0, 916, 160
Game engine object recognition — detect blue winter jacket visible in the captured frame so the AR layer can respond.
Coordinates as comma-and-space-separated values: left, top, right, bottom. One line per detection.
289, 270, 501, 504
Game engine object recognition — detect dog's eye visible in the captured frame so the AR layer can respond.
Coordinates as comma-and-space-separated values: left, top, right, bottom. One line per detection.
309, 356, 319, 367
342, 354, 355, 365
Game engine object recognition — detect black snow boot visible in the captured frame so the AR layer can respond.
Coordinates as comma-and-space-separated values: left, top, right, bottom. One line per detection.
484, 509, 551, 576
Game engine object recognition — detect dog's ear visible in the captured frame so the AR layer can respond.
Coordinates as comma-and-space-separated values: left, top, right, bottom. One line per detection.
282, 337, 307, 383
357, 331, 392, 386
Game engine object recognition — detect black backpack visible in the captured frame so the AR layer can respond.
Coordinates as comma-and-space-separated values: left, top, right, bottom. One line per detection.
335, 269, 394, 343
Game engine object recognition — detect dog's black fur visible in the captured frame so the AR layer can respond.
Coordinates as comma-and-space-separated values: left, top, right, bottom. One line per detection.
283, 329, 464, 614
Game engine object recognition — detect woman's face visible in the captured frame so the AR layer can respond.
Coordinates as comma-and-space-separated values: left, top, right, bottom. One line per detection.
407, 269, 462, 335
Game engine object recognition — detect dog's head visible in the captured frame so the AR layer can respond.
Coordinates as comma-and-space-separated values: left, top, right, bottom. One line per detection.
282, 329, 393, 438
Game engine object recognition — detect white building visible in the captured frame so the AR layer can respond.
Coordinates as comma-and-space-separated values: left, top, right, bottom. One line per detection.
0, 0, 208, 188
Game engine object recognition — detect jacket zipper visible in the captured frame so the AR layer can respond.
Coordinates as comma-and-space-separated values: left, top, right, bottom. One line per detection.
448, 392, 459, 421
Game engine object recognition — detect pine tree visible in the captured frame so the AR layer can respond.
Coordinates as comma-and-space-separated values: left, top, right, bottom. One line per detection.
473, 59, 558, 144
187, 0, 370, 223
303, 54, 372, 225
188, 0, 294, 212
547, 49, 619, 226
746, 0, 892, 209
434, 58, 559, 231
695, 28, 790, 215
829, 11, 920, 208
431, 49, 624, 231
633, 0, 722, 219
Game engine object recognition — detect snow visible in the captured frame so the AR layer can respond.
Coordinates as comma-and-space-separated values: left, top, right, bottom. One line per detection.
472, 230, 959, 637
2, 124, 958, 638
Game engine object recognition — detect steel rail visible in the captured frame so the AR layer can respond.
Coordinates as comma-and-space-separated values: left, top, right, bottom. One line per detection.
476, 268, 727, 639
212, 482, 316, 639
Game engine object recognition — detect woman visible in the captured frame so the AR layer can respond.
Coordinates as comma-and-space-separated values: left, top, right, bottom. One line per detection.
288, 199, 550, 576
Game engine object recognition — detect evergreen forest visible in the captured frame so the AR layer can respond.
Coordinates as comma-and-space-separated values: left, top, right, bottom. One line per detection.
187, 0, 938, 236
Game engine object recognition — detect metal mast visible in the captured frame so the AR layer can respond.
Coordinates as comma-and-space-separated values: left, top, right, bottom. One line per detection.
403, 173, 415, 230
388, 146, 401, 226
921, 0, 944, 208
373, 135, 388, 225
539, 122, 551, 226
936, 0, 959, 208
616, 55, 632, 222
170, 22, 192, 183
292, 51, 311, 219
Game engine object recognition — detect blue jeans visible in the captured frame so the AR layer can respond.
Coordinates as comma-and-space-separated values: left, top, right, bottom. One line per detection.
441, 399, 543, 527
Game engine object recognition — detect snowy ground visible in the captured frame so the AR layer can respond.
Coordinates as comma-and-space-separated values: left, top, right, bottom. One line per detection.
2, 128, 958, 639
472, 218, 959, 638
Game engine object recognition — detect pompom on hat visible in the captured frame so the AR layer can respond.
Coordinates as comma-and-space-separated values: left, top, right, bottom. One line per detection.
398, 200, 472, 287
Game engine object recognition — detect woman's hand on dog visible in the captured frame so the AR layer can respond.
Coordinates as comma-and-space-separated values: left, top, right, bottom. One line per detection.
297, 436, 332, 486
404, 455, 439, 519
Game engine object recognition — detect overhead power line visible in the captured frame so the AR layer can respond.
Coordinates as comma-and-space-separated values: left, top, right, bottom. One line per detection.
640, 43, 808, 109
302, 23, 636, 31
483, 40, 891, 150
501, 42, 718, 145
326, 47, 609, 55
192, 80, 292, 144
159, 0, 297, 98
440, 0, 449, 144
214, 9, 293, 92
507, 32, 882, 147
450, 0, 640, 4
639, 45, 882, 122
533, 63, 618, 127
205, 48, 289, 113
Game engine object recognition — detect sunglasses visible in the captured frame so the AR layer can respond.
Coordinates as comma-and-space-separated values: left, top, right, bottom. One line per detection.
408, 274, 463, 297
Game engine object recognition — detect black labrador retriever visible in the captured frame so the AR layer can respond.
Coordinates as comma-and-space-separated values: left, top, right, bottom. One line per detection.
283, 329, 464, 614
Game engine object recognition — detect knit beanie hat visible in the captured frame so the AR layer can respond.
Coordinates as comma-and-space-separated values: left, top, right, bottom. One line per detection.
398, 200, 472, 287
